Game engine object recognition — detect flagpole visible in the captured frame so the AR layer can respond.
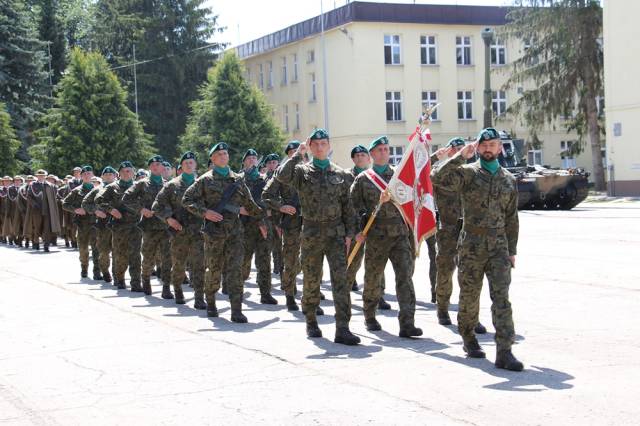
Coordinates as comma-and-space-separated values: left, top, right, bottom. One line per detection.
347, 197, 383, 268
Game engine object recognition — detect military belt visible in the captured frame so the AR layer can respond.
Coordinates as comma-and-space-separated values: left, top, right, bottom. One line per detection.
303, 218, 343, 228
463, 224, 504, 236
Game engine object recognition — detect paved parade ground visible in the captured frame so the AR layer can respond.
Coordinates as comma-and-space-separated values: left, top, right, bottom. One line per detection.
1, 201, 639, 425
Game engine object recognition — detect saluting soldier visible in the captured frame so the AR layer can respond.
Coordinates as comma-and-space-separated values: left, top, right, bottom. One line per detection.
277, 129, 360, 345
182, 142, 265, 323
432, 127, 523, 371
152, 151, 207, 309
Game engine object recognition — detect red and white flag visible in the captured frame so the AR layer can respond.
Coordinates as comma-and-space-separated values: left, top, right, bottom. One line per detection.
387, 125, 437, 255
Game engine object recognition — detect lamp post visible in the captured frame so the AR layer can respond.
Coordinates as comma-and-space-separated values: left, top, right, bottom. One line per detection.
481, 27, 494, 129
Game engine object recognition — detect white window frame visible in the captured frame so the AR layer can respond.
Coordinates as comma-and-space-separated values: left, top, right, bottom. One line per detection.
527, 149, 543, 166
420, 35, 437, 65
281, 57, 287, 85
560, 141, 577, 168
456, 36, 472, 65
267, 61, 273, 89
307, 50, 315, 64
385, 91, 403, 121
384, 34, 401, 65
457, 91, 473, 120
258, 64, 264, 89
492, 90, 507, 116
294, 103, 300, 131
283, 105, 289, 132
389, 146, 404, 165
310, 73, 316, 102
421, 91, 439, 120
490, 39, 507, 65
292, 53, 298, 82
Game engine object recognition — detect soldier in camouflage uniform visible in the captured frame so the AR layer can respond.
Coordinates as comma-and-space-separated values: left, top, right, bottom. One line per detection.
263, 153, 283, 276
152, 151, 206, 308
62, 165, 101, 279
95, 161, 142, 291
277, 129, 360, 345
82, 166, 117, 283
350, 136, 423, 337
183, 142, 265, 323
238, 149, 277, 305
432, 127, 523, 371
122, 155, 172, 298
262, 141, 304, 311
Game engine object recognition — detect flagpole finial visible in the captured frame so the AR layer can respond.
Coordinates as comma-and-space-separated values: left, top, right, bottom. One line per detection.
419, 103, 440, 127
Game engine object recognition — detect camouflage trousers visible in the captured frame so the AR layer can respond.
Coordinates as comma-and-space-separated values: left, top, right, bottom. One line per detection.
457, 231, 515, 351
347, 240, 386, 290
170, 230, 204, 299
281, 227, 301, 296
270, 222, 283, 273
111, 226, 142, 286
77, 224, 100, 274
141, 230, 171, 282
241, 222, 272, 295
363, 233, 416, 327
300, 231, 352, 328
204, 234, 244, 306
435, 220, 462, 310
426, 235, 437, 296
96, 227, 112, 275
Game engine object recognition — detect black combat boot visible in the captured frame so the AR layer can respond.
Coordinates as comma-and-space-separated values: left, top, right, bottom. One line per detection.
24, 239, 30, 248
399, 324, 423, 338
285, 295, 299, 311
102, 270, 112, 283
437, 309, 452, 326
260, 292, 277, 305
130, 279, 143, 292
64, 238, 70, 248
230, 301, 247, 323
319, 292, 325, 300
33, 242, 40, 251
306, 321, 322, 338
495, 349, 524, 372
43, 243, 49, 252
173, 285, 185, 304
72, 241, 77, 249
334, 327, 361, 346
463, 338, 486, 359
378, 296, 391, 310
365, 317, 382, 331
116, 280, 126, 290
194, 289, 207, 310
161, 283, 174, 300
474, 322, 487, 334
206, 297, 218, 317
81, 265, 88, 278
139, 277, 151, 294
431, 291, 436, 304
351, 280, 358, 292
93, 269, 102, 281
316, 306, 324, 315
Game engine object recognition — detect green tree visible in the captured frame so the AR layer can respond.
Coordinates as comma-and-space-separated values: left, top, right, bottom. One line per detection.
30, 48, 154, 176
0, 102, 23, 175
38, 0, 67, 86
501, 0, 605, 190
0, 0, 49, 145
180, 52, 284, 170
93, 0, 224, 160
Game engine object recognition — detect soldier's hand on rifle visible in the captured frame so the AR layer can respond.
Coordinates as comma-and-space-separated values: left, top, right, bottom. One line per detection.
280, 205, 297, 215
259, 224, 268, 239
110, 208, 122, 219
239, 206, 249, 216
461, 142, 477, 159
204, 209, 223, 222
167, 218, 183, 232
380, 190, 391, 204
74, 208, 86, 216
141, 208, 154, 218
355, 232, 366, 244
95, 210, 107, 219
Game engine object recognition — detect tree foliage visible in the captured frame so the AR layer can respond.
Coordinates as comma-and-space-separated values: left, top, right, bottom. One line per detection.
0, 102, 23, 175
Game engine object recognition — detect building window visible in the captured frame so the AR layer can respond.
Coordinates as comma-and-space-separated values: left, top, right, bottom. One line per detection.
307, 50, 315, 64
560, 141, 576, 168
292, 54, 298, 82
431, 144, 440, 154
283, 105, 289, 133
310, 73, 316, 102
389, 146, 404, 165
258, 64, 264, 89
385, 91, 402, 121
596, 96, 605, 117
491, 39, 506, 65
281, 57, 287, 85
492, 90, 507, 116
457, 91, 473, 120
294, 103, 300, 130
421, 91, 438, 120
456, 36, 472, 65
420, 35, 437, 65
527, 150, 543, 166
384, 34, 401, 65
267, 61, 273, 88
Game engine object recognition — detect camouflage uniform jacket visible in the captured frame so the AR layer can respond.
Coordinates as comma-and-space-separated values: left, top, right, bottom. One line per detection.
62, 185, 96, 228
94, 180, 139, 227
121, 177, 167, 231
152, 175, 201, 233
81, 186, 109, 229
262, 168, 301, 230
430, 153, 462, 226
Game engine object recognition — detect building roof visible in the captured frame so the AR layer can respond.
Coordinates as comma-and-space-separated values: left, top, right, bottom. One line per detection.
236, 1, 509, 59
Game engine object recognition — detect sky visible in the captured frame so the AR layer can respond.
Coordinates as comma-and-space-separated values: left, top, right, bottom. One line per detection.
206, 0, 509, 47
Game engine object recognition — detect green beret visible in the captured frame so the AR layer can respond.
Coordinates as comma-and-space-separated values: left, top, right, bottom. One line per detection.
446, 137, 466, 148
309, 128, 329, 141
119, 161, 134, 171
148, 155, 164, 165
285, 140, 301, 154
350, 145, 369, 158
180, 151, 196, 164
242, 149, 258, 162
136, 169, 148, 178
101, 166, 117, 175
368, 136, 389, 152
81, 165, 93, 173
477, 127, 501, 143
209, 142, 229, 156
264, 153, 280, 162
162, 161, 172, 168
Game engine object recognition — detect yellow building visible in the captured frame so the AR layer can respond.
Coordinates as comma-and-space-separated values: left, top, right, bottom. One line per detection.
603, 0, 640, 196
237, 1, 597, 176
